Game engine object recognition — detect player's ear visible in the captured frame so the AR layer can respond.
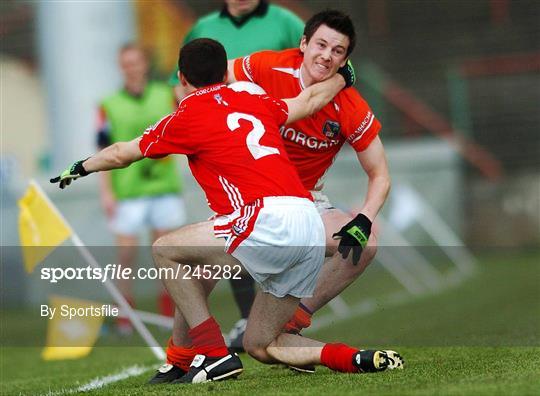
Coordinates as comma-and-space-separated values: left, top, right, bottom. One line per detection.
339, 57, 348, 68
179, 72, 188, 87
299, 36, 307, 53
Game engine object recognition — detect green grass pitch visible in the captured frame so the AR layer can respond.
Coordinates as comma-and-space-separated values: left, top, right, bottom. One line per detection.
1, 249, 539, 395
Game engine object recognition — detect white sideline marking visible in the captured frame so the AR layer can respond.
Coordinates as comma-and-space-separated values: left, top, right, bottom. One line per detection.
42, 365, 153, 395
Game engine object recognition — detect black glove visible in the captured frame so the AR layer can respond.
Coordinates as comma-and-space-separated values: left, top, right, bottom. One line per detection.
332, 213, 372, 265
337, 60, 356, 88
50, 159, 91, 189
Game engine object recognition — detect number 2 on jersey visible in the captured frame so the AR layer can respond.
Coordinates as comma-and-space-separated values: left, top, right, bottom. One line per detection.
227, 112, 280, 160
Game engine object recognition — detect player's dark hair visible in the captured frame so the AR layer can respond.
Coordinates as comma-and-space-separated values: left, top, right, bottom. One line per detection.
178, 38, 228, 88
303, 10, 356, 56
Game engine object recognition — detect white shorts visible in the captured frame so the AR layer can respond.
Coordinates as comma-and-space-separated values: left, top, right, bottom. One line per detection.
310, 190, 335, 214
111, 194, 186, 236
213, 197, 325, 298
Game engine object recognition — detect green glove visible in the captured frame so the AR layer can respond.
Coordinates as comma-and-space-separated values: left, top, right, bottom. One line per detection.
332, 213, 372, 265
337, 60, 356, 88
50, 159, 91, 189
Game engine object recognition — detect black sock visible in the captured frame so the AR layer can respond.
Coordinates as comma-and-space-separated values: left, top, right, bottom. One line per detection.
229, 275, 255, 319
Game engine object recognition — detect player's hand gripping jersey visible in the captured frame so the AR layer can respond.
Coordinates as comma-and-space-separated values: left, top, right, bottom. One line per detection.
233, 49, 381, 190
139, 84, 310, 215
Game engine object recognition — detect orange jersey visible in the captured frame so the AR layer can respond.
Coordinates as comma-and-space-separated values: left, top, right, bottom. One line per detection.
234, 48, 381, 190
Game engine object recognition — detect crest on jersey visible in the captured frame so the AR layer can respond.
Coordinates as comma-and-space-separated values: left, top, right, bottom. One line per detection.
323, 120, 340, 138
214, 94, 228, 106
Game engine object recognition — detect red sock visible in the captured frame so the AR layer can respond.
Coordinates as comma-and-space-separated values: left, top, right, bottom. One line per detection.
166, 337, 196, 372
188, 317, 229, 357
283, 303, 312, 333
159, 291, 175, 317
320, 343, 359, 373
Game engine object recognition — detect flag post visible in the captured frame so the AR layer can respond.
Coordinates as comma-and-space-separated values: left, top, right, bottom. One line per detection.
29, 180, 166, 361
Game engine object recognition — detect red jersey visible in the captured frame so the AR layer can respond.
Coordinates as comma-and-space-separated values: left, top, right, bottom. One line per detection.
234, 49, 381, 190
139, 84, 310, 215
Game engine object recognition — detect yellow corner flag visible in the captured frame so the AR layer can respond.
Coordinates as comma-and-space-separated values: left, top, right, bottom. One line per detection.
18, 182, 71, 273
42, 295, 105, 361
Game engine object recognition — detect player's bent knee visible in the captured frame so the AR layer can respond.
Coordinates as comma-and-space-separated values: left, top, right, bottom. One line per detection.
356, 244, 377, 273
243, 343, 273, 364
363, 244, 377, 263
242, 333, 274, 363
151, 236, 174, 267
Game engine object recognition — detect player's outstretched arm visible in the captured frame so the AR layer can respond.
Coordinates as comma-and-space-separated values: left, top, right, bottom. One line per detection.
83, 138, 144, 172
50, 138, 143, 189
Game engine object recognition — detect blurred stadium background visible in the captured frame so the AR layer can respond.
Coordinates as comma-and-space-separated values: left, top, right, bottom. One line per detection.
2, 0, 538, 244
1, 1, 539, 393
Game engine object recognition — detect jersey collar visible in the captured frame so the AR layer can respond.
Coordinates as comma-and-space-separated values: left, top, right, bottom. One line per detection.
220, 0, 269, 27
179, 83, 227, 106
